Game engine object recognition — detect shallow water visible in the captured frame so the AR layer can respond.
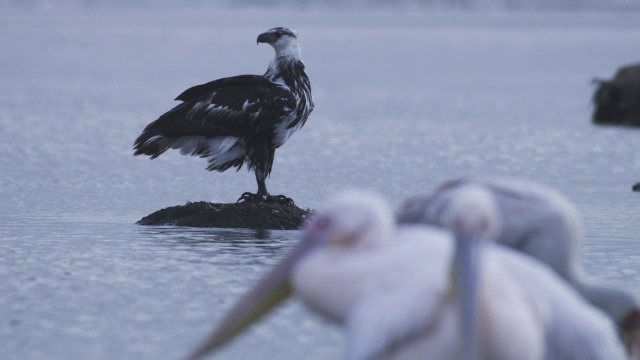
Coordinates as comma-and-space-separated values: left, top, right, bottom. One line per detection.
1, 8, 640, 360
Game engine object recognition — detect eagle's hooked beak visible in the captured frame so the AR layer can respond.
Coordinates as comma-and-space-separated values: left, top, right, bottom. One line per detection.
257, 32, 276, 45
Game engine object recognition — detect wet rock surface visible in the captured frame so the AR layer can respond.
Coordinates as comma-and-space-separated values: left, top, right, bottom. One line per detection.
592, 63, 640, 126
137, 201, 314, 230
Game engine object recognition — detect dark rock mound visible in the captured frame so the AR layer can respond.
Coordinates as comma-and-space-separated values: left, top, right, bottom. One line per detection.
633, 183, 640, 192
593, 62, 640, 126
137, 201, 314, 230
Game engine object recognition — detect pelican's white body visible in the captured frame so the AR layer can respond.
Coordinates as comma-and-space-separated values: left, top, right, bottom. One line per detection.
294, 226, 540, 360
186, 190, 627, 360
292, 193, 625, 360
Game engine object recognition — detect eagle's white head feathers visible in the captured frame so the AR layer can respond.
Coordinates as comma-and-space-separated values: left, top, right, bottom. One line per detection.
257, 27, 302, 60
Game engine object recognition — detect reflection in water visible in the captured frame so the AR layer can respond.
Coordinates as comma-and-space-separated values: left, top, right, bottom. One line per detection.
137, 226, 268, 244
134, 225, 301, 267
135, 225, 297, 246
254, 227, 272, 240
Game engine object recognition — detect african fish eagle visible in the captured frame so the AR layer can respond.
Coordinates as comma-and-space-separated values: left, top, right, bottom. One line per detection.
133, 27, 313, 205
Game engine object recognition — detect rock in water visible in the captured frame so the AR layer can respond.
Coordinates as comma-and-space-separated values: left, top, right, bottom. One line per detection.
593, 62, 640, 126
137, 202, 314, 230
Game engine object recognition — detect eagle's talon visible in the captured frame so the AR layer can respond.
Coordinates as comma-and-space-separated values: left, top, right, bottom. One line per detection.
237, 192, 266, 204
237, 193, 294, 206
266, 195, 295, 207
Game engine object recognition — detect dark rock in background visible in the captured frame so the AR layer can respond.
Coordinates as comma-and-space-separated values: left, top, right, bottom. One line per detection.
137, 201, 314, 230
592, 63, 640, 127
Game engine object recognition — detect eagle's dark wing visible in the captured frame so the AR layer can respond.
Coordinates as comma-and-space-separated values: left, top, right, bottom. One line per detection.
174, 75, 271, 102
141, 75, 295, 137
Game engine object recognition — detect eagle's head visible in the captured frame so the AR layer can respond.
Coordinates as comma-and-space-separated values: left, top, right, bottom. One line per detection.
257, 27, 302, 59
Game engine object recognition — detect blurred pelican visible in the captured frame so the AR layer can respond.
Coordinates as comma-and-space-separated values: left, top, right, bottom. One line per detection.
396, 176, 640, 355
185, 188, 625, 360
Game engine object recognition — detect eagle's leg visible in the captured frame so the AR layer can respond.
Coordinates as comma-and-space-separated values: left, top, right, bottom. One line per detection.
256, 176, 269, 199
237, 138, 270, 203
263, 147, 294, 206
237, 171, 269, 203
237, 146, 294, 206
237, 172, 294, 206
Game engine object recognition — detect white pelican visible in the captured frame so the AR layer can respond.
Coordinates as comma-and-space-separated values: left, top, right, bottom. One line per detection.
396, 177, 640, 354
185, 189, 626, 360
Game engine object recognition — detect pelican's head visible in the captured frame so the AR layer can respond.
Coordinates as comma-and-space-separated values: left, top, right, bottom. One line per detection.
443, 185, 501, 245
257, 27, 302, 59
183, 190, 393, 360
306, 190, 394, 251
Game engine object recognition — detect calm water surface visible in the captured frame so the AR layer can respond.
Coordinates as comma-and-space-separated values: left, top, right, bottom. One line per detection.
1, 8, 639, 360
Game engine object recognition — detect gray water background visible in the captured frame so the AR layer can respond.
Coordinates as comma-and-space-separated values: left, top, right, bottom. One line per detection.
1, 7, 639, 360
